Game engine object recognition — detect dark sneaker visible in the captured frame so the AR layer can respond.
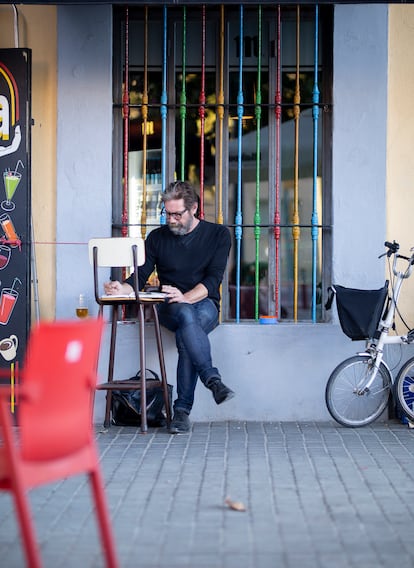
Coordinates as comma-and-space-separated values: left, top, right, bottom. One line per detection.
169, 409, 191, 434
209, 380, 235, 405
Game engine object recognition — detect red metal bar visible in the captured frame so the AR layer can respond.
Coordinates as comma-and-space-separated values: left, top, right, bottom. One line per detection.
217, 4, 225, 226
141, 6, 149, 238
273, 5, 281, 317
292, 6, 301, 321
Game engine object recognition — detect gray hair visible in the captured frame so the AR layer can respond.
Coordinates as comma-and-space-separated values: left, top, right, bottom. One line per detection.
161, 181, 199, 212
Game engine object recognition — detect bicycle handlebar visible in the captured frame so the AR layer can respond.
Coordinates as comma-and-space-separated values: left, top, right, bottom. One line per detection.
381, 240, 414, 278
384, 240, 399, 256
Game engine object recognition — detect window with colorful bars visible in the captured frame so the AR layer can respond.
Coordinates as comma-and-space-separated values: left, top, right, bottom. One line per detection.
112, 4, 333, 322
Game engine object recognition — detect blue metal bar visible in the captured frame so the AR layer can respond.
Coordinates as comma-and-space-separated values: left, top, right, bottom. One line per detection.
235, 5, 244, 323
160, 5, 168, 225
311, 5, 320, 321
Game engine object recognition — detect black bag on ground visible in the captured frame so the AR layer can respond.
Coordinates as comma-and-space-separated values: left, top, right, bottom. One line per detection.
325, 282, 389, 341
111, 369, 173, 427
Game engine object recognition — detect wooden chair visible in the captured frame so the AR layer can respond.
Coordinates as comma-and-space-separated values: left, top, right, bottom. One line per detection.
0, 318, 119, 568
88, 237, 171, 432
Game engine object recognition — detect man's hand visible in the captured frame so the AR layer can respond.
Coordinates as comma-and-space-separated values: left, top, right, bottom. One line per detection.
104, 280, 133, 295
162, 285, 187, 303
162, 283, 208, 304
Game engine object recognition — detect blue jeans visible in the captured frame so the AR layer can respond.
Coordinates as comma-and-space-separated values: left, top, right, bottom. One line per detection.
157, 298, 220, 414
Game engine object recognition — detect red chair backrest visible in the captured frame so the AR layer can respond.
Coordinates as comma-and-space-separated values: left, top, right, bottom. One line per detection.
19, 318, 104, 461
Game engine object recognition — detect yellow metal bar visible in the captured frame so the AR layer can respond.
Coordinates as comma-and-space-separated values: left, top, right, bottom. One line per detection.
10, 362, 14, 413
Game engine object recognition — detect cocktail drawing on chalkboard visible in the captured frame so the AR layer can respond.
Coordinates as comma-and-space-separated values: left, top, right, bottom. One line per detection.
0, 213, 20, 248
0, 277, 21, 326
0, 245, 11, 270
2, 160, 24, 211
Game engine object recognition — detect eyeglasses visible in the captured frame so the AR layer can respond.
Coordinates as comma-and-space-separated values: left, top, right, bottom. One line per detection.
162, 208, 188, 220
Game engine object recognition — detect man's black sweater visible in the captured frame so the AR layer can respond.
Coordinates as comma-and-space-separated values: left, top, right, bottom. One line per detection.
127, 220, 231, 308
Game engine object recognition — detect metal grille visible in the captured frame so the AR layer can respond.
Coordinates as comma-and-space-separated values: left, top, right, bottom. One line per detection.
112, 4, 333, 322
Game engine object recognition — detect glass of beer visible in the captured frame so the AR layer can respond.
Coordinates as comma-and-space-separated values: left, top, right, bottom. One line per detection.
76, 294, 89, 318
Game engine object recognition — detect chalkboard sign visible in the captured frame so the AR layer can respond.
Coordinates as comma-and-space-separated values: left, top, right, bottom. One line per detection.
0, 49, 32, 413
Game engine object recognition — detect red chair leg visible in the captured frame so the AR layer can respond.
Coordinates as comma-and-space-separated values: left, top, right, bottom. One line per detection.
12, 487, 42, 568
0, 398, 42, 568
89, 468, 119, 568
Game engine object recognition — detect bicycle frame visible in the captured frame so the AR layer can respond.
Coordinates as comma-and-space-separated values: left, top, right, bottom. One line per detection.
355, 249, 414, 394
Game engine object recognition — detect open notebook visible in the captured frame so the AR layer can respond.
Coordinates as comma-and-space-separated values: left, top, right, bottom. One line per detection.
100, 291, 167, 301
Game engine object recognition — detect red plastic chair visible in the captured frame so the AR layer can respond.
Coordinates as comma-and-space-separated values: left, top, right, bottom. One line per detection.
0, 318, 119, 568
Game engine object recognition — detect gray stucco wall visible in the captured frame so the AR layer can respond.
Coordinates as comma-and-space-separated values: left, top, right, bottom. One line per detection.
333, 4, 388, 288
56, 5, 400, 423
56, 5, 113, 317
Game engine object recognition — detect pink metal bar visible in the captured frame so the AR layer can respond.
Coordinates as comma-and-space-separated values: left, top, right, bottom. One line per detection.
122, 6, 129, 240
141, 6, 149, 238
198, 4, 206, 219
273, 5, 281, 317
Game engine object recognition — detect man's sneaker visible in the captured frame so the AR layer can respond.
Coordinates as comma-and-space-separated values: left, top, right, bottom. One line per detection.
209, 380, 235, 405
169, 409, 191, 434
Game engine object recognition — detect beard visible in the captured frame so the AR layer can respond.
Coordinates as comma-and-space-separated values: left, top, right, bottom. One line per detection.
167, 216, 193, 236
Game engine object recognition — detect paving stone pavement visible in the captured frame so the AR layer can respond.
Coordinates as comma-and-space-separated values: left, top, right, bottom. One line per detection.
2, 420, 414, 568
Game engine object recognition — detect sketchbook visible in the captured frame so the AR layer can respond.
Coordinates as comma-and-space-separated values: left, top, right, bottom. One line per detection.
100, 291, 167, 301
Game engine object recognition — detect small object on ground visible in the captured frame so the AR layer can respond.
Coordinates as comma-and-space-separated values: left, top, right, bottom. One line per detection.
225, 497, 246, 512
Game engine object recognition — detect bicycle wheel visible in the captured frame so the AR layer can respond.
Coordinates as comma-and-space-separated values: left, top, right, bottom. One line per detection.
325, 354, 392, 427
395, 356, 414, 422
